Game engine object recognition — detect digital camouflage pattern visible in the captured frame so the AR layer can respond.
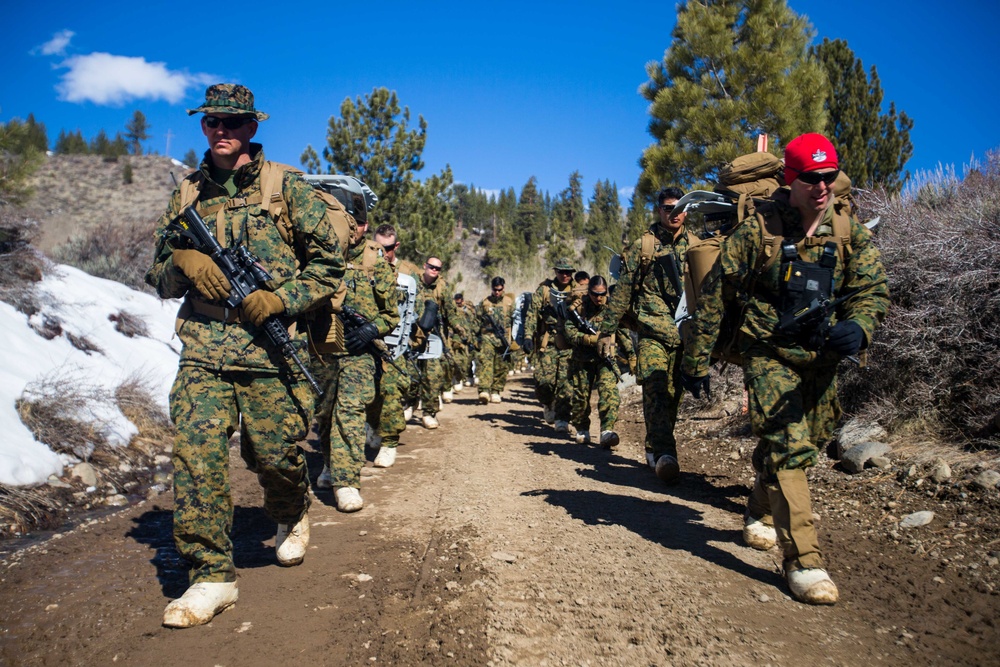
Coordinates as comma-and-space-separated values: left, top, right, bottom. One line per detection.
449, 300, 479, 386
146, 144, 345, 585
600, 223, 690, 458
477, 293, 516, 393
409, 271, 463, 417
564, 298, 628, 433
187, 83, 270, 120
314, 238, 398, 484
525, 278, 576, 418
682, 192, 889, 477
146, 145, 347, 372
170, 366, 314, 583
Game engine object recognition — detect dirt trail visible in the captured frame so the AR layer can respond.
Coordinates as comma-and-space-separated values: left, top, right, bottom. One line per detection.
1, 377, 996, 666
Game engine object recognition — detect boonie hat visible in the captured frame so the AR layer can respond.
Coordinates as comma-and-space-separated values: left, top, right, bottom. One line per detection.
784, 133, 838, 185
188, 83, 269, 121
553, 257, 575, 271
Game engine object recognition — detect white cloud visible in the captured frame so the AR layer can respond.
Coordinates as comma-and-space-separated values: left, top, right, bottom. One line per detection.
56, 52, 215, 106
618, 186, 636, 200
34, 29, 74, 56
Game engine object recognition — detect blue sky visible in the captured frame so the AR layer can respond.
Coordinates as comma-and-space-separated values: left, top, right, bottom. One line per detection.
4, 1, 999, 203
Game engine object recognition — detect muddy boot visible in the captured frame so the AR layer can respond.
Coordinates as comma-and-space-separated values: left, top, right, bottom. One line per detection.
490, 393, 502, 403
655, 454, 680, 483
478, 391, 490, 404
599, 430, 620, 449
276, 511, 309, 566
315, 464, 333, 490
374, 446, 397, 468
422, 415, 439, 429
542, 404, 555, 424
163, 582, 238, 628
335, 487, 364, 513
743, 474, 776, 550
768, 469, 838, 604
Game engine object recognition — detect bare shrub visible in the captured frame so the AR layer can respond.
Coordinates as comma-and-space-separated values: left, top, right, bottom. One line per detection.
108, 310, 149, 338
0, 206, 49, 314
844, 150, 1000, 448
50, 214, 155, 292
114, 373, 174, 449
0, 485, 61, 536
15, 369, 113, 460
65, 331, 103, 355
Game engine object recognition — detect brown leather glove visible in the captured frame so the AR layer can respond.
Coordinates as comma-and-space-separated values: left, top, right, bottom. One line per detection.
582, 333, 599, 346
172, 249, 231, 301
597, 334, 616, 359
242, 290, 285, 326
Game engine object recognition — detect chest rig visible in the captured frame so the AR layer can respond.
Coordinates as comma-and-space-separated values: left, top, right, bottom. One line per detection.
776, 240, 839, 347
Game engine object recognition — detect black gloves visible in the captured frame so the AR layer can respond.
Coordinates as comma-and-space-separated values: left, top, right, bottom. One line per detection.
681, 372, 711, 399
826, 320, 864, 356
522, 339, 534, 354
345, 322, 379, 355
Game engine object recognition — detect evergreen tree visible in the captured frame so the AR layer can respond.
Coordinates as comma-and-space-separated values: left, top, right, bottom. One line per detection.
812, 38, 913, 193
582, 180, 623, 272
546, 171, 585, 266
450, 183, 492, 235
638, 0, 826, 198
124, 110, 150, 155
0, 119, 44, 205
23, 114, 48, 153
624, 186, 655, 246
400, 166, 460, 267
514, 176, 545, 251
54, 129, 89, 154
305, 87, 427, 232
183, 148, 199, 168
90, 129, 112, 156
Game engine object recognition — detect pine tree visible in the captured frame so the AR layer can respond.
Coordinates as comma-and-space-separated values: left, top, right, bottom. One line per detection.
638, 0, 826, 198
546, 172, 585, 266
812, 38, 913, 193
582, 180, 623, 273
624, 187, 655, 246
514, 176, 545, 251
183, 148, 199, 168
54, 129, 89, 154
0, 119, 44, 205
400, 166, 460, 266
23, 114, 48, 153
124, 110, 150, 155
90, 129, 112, 156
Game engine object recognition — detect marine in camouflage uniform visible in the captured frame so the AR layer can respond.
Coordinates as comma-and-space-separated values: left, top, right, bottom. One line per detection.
364, 226, 414, 459
312, 201, 397, 510
599, 188, 692, 482
564, 276, 629, 447
145, 84, 347, 627
525, 258, 577, 429
477, 277, 516, 401
409, 257, 466, 427
449, 293, 478, 390
682, 134, 889, 604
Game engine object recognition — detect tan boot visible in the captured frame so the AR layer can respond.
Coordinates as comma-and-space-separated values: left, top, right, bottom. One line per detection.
335, 487, 363, 512
373, 446, 397, 468
276, 511, 309, 566
786, 567, 839, 605
768, 468, 831, 603
478, 391, 490, 404
163, 582, 238, 628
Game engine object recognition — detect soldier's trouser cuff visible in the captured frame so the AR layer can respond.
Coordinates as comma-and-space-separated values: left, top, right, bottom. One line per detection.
381, 436, 399, 449
746, 473, 773, 525
768, 468, 824, 571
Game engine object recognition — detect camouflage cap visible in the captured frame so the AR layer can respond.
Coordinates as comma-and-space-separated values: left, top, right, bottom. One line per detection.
187, 83, 269, 120
553, 257, 575, 271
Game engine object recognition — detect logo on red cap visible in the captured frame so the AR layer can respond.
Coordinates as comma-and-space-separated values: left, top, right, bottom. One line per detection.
812, 150, 827, 163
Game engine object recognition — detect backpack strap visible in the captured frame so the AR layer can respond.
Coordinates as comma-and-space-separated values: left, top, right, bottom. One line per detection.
260, 161, 302, 247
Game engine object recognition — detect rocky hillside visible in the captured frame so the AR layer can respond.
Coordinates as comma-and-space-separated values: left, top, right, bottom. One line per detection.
25, 154, 191, 253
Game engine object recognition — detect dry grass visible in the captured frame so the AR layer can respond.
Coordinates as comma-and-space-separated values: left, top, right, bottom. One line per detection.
15, 369, 110, 461
0, 206, 49, 315
50, 215, 155, 293
843, 150, 1000, 450
0, 485, 61, 535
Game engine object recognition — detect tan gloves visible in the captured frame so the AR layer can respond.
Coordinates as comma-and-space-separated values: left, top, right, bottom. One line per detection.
597, 334, 616, 359
242, 291, 285, 326
582, 333, 599, 346
172, 249, 231, 301
628, 356, 637, 376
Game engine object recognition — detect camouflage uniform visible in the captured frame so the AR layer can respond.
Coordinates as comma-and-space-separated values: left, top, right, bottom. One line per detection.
683, 191, 889, 571
525, 278, 576, 421
600, 224, 691, 460
410, 271, 464, 417
477, 293, 516, 394
449, 301, 478, 387
314, 239, 398, 489
145, 144, 346, 584
366, 257, 416, 449
564, 298, 629, 435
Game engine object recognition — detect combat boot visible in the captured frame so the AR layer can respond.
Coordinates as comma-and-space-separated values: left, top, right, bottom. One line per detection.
554, 419, 570, 433
574, 429, 591, 444
163, 581, 238, 628
542, 404, 556, 424
275, 511, 309, 566
654, 454, 680, 483
403, 405, 414, 421
599, 430, 619, 449
645, 452, 656, 468
442, 390, 454, 403
422, 415, 439, 429
374, 447, 397, 468
315, 464, 332, 490
786, 567, 839, 605
490, 393, 502, 403
453, 382, 464, 393
335, 487, 364, 512
478, 391, 490, 404
743, 513, 777, 550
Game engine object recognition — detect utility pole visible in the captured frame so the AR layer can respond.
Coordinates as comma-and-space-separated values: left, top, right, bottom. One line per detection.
165, 129, 174, 157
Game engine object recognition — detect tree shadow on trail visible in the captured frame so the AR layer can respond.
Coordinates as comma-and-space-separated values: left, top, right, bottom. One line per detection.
523, 440, 748, 517
468, 409, 556, 439
126, 505, 276, 599
524, 487, 778, 587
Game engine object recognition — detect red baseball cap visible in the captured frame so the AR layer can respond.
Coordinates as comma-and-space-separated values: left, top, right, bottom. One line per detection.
784, 133, 838, 185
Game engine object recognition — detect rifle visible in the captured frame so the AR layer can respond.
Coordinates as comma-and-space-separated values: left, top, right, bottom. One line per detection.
339, 305, 410, 381
482, 311, 512, 360
776, 279, 888, 353
568, 309, 623, 383
173, 205, 322, 395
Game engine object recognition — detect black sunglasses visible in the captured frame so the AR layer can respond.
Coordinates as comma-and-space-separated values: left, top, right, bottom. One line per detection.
795, 169, 839, 186
589, 290, 608, 297
426, 264, 443, 271
381, 242, 398, 252
556, 269, 573, 275
203, 115, 255, 130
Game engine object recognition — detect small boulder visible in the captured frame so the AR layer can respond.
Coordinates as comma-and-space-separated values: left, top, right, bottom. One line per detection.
841, 442, 891, 474
972, 470, 1000, 491
930, 461, 952, 484
835, 419, 888, 459
71, 463, 98, 487
900, 511, 934, 528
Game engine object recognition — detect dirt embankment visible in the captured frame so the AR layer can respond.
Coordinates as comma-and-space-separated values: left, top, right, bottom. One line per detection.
1, 376, 998, 666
